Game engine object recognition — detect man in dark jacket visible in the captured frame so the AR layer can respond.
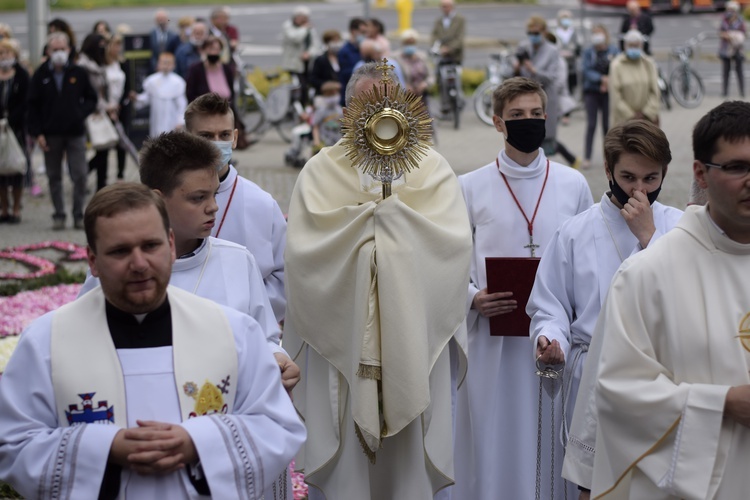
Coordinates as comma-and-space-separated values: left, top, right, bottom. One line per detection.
337, 17, 367, 105
27, 32, 98, 230
620, 0, 654, 55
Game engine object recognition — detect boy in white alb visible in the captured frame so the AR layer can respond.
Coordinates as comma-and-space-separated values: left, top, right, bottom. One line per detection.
452, 77, 593, 500
525, 120, 683, 497
0, 184, 305, 499
133, 52, 187, 136
185, 93, 288, 322
78, 132, 299, 390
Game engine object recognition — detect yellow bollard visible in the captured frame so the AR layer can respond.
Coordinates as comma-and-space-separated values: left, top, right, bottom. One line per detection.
395, 0, 413, 33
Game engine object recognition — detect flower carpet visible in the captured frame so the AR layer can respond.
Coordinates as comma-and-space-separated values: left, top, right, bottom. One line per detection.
0, 240, 308, 499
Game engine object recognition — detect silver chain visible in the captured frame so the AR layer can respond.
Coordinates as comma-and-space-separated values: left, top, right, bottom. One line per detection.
536, 359, 567, 500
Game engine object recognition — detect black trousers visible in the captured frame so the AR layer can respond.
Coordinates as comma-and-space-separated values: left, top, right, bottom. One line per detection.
721, 55, 745, 97
583, 91, 610, 161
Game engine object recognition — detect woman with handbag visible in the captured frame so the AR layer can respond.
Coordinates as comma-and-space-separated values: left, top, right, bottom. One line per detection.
0, 39, 29, 224
79, 33, 118, 191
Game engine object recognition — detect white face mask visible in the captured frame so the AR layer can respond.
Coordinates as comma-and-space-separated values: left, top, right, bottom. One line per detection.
213, 140, 233, 168
591, 33, 606, 46
50, 50, 69, 66
0, 58, 15, 69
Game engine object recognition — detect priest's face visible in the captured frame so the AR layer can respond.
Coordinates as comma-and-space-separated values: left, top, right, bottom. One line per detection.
159, 168, 220, 256
606, 152, 665, 203
694, 136, 750, 243
88, 205, 176, 314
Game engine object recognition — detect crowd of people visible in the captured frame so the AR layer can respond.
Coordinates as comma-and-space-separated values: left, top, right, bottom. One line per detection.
1, 4, 750, 500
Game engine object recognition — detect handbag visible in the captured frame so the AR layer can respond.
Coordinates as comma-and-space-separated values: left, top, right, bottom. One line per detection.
85, 112, 119, 151
0, 118, 26, 176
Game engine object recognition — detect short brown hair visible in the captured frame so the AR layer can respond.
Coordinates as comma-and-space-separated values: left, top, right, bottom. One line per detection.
526, 15, 547, 32
492, 77, 548, 117
202, 35, 224, 51
84, 183, 170, 253
184, 92, 235, 132
139, 131, 221, 195
604, 119, 672, 174
322, 29, 341, 45
321, 80, 341, 96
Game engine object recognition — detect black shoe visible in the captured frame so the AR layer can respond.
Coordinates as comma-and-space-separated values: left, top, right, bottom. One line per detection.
0, 214, 9, 223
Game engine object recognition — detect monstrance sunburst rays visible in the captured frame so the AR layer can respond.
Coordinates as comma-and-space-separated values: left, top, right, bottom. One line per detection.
340, 60, 433, 198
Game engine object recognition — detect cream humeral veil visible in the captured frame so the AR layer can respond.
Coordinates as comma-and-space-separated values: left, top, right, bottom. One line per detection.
285, 142, 471, 458
51, 286, 238, 427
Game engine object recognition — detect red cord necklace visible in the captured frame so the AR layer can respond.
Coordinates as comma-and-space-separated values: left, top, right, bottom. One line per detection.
496, 158, 550, 257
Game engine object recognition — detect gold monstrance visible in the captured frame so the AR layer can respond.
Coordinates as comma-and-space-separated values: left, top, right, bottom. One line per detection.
340, 59, 433, 199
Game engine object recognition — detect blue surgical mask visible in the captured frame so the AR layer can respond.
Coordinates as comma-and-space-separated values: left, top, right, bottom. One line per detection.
528, 33, 543, 45
356, 34, 366, 45
402, 45, 417, 56
626, 48, 642, 60
560, 18, 572, 28
213, 140, 233, 168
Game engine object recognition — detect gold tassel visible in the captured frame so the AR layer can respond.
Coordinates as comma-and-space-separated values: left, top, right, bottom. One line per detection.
356, 363, 382, 380
355, 424, 378, 464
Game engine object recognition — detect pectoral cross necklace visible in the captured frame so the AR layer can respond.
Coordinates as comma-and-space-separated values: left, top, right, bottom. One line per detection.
496, 158, 550, 258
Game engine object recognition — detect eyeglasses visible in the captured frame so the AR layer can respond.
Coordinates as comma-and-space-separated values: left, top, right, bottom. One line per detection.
703, 161, 750, 177
527, 32, 541, 36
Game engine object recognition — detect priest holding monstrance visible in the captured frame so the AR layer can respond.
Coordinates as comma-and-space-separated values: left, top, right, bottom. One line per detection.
283, 61, 472, 499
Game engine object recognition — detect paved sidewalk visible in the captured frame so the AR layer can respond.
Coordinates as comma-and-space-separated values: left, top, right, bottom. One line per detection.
2, 95, 726, 250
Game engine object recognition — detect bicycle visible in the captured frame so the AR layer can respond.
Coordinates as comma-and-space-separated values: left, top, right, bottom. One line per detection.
668, 33, 707, 109
431, 43, 463, 130
474, 49, 515, 126
233, 58, 304, 143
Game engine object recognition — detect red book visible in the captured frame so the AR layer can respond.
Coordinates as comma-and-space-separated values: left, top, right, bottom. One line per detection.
485, 257, 540, 336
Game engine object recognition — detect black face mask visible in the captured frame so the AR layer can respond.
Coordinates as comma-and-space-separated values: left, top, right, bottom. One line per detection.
608, 174, 662, 206
503, 118, 546, 154
206, 54, 220, 64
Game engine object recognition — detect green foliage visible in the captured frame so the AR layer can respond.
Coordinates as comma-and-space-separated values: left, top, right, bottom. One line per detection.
462, 67, 487, 94
0, 267, 87, 297
0, 482, 22, 499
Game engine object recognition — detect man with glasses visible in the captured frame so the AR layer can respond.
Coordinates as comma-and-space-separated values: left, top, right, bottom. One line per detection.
578, 100, 750, 498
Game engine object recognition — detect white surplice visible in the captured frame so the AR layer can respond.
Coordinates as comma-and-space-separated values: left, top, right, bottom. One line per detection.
213, 165, 287, 322
453, 149, 593, 500
0, 293, 306, 499
78, 237, 285, 355
135, 71, 187, 137
587, 205, 750, 499
527, 193, 683, 486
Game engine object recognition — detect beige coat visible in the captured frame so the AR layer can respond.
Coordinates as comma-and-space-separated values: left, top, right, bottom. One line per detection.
609, 53, 660, 126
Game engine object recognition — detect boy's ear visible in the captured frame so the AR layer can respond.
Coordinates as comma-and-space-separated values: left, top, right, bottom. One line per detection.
152, 188, 164, 198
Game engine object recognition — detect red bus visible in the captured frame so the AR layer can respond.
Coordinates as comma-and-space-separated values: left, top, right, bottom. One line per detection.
585, 0, 748, 14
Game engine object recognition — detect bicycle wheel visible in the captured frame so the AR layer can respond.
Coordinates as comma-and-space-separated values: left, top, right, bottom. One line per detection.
236, 90, 267, 136
275, 109, 298, 143
266, 85, 292, 122
473, 80, 496, 126
668, 66, 704, 109
451, 90, 460, 130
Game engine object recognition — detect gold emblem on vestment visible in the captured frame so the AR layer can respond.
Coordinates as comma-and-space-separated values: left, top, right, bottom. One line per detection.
738, 312, 750, 352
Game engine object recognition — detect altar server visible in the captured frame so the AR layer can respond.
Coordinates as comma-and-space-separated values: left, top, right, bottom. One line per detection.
526, 119, 682, 495
453, 76, 592, 499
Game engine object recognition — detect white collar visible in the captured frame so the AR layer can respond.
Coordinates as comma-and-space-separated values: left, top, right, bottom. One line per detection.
218, 164, 238, 194
497, 149, 547, 179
